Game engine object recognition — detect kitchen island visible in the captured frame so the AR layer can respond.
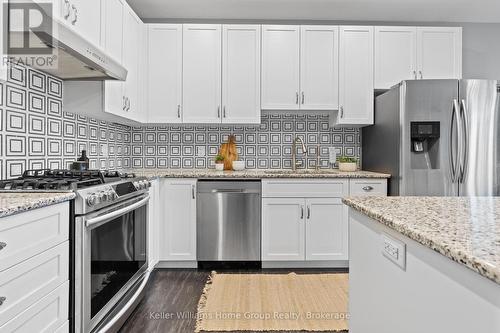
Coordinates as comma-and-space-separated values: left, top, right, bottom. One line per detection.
343, 196, 500, 333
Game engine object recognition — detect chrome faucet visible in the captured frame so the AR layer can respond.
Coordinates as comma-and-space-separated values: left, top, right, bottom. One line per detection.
292, 137, 307, 171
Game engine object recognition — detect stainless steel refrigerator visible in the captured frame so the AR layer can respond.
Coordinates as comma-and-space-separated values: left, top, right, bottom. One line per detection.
363, 79, 500, 196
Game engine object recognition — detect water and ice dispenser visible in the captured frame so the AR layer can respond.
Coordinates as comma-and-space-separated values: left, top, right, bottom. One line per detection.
410, 122, 440, 169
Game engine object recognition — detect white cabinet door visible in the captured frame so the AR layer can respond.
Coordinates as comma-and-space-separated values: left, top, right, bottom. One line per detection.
375, 26, 417, 89
337, 26, 374, 126
160, 179, 197, 261
417, 27, 462, 79
182, 24, 222, 123
102, 0, 125, 116
147, 24, 183, 123
222, 25, 261, 124
122, 7, 141, 119
67, 0, 101, 46
262, 198, 305, 261
305, 198, 348, 261
148, 179, 160, 269
261, 25, 300, 110
300, 26, 339, 110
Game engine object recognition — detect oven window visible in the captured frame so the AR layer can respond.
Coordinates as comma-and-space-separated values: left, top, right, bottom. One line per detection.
90, 204, 147, 318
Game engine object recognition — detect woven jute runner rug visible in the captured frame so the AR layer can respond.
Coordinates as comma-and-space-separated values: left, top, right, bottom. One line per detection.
195, 272, 349, 332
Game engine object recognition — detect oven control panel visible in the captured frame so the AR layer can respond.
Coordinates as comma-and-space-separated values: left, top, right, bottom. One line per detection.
86, 186, 118, 207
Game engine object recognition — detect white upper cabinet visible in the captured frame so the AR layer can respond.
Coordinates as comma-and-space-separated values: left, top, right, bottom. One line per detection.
182, 24, 222, 123
101, 0, 124, 64
122, 8, 142, 120
375, 26, 417, 89
261, 25, 300, 110
222, 25, 261, 124
337, 26, 374, 126
63, 0, 101, 46
147, 24, 183, 123
300, 26, 339, 110
417, 27, 462, 80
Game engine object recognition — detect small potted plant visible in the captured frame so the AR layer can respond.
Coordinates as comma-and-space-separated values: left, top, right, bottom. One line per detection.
215, 155, 225, 171
337, 156, 358, 172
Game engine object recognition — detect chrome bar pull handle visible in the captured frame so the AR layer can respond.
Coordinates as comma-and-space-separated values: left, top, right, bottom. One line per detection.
0, 297, 6, 307
419, 70, 423, 79
450, 99, 461, 183
296, 92, 299, 104
413, 70, 417, 79
223, 106, 226, 118
362, 186, 374, 192
0, 242, 6, 251
307, 206, 311, 219
340, 106, 344, 118
301, 92, 305, 104
177, 105, 181, 118
63, 0, 71, 19
459, 99, 469, 183
192, 185, 196, 200
217, 106, 220, 118
300, 206, 304, 219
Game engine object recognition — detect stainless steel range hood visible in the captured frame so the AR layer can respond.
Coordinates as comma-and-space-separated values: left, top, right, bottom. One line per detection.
7, 2, 127, 81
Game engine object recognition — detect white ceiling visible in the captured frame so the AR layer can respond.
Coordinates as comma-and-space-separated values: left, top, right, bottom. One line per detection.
126, 0, 500, 23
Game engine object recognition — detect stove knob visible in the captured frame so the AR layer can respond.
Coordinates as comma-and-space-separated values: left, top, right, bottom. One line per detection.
97, 191, 107, 203
87, 194, 98, 206
133, 181, 140, 189
147, 181, 152, 188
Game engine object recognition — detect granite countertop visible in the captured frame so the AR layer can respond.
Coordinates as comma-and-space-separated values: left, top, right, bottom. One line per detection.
0, 192, 76, 218
128, 168, 391, 179
343, 196, 500, 285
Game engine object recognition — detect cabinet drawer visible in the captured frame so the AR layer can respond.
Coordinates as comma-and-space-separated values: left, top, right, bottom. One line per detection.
0, 242, 69, 326
0, 281, 69, 333
262, 179, 348, 198
0, 203, 69, 272
349, 179, 387, 196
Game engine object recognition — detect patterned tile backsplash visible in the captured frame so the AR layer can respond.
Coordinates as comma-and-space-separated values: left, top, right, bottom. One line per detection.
0, 65, 132, 179
130, 115, 361, 170
0, 65, 361, 178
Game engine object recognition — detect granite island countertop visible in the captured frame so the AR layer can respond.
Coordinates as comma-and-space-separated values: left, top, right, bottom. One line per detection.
127, 168, 391, 179
0, 192, 76, 218
343, 196, 500, 285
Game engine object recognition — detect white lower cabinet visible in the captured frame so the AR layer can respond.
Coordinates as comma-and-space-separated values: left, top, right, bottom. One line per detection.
305, 198, 348, 261
262, 180, 349, 262
262, 198, 305, 261
0, 281, 69, 333
159, 179, 197, 261
148, 178, 160, 269
0, 203, 70, 333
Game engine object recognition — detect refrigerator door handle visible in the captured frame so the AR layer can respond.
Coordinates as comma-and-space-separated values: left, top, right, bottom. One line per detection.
459, 99, 469, 183
450, 99, 461, 183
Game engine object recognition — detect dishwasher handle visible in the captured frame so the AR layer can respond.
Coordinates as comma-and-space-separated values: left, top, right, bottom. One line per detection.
208, 189, 261, 194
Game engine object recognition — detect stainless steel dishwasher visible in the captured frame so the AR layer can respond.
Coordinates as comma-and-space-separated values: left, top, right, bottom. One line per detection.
197, 181, 261, 262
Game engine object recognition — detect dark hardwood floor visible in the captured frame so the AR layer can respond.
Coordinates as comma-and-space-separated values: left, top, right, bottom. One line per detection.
119, 268, 348, 333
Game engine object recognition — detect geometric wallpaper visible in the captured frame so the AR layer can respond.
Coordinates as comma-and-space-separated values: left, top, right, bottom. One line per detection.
0, 65, 132, 179
130, 114, 361, 170
0, 64, 361, 179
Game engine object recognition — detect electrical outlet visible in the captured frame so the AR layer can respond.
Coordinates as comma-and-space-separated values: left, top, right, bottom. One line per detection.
381, 233, 406, 270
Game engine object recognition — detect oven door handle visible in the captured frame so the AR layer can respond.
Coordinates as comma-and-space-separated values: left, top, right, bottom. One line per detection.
85, 195, 150, 228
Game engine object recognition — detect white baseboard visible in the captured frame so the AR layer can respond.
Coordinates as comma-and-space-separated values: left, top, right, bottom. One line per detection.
156, 261, 198, 268
262, 260, 349, 269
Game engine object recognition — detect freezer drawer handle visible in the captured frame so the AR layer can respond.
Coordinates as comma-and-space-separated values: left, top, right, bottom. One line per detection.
0, 242, 6, 251
362, 186, 374, 191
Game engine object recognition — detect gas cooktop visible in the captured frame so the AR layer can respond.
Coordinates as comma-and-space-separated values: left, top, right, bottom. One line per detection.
0, 169, 137, 192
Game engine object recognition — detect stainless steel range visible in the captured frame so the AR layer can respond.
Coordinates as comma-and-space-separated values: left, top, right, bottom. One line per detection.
0, 169, 151, 333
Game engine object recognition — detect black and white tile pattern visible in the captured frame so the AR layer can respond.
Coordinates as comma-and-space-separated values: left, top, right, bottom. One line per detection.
130, 113, 361, 170
0, 66, 132, 179
1, 65, 362, 177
